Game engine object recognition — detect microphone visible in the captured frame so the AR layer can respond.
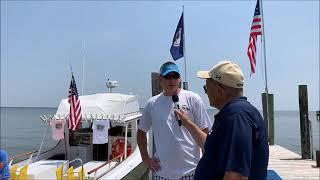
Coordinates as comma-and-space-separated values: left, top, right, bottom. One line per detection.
172, 95, 182, 126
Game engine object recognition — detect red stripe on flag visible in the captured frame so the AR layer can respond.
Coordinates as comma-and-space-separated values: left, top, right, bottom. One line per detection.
250, 32, 262, 36
252, 18, 262, 23
251, 25, 262, 30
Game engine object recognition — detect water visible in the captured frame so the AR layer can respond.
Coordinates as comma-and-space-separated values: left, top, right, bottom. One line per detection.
273, 110, 319, 156
1, 107, 319, 159
207, 109, 319, 157
0, 107, 58, 157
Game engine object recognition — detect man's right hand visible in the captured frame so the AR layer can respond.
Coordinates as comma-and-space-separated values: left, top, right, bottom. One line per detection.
137, 130, 161, 172
175, 109, 193, 127
142, 157, 161, 172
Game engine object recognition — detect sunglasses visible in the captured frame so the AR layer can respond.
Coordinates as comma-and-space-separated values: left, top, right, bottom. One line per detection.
203, 85, 207, 93
203, 82, 224, 93
162, 74, 180, 80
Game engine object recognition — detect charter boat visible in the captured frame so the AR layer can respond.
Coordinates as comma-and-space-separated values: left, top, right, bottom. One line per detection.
9, 81, 148, 179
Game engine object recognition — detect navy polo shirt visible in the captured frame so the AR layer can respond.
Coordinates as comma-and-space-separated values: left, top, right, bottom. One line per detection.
194, 97, 269, 180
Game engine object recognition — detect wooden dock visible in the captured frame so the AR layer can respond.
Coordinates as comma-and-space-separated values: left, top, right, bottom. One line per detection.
269, 145, 319, 179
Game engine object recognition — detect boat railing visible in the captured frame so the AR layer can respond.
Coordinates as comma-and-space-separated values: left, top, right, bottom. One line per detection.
8, 150, 38, 166
40, 112, 141, 126
60, 158, 84, 180
123, 111, 141, 116
87, 153, 124, 179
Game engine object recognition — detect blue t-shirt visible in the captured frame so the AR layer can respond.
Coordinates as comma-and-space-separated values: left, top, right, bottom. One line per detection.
194, 97, 269, 180
0, 150, 10, 179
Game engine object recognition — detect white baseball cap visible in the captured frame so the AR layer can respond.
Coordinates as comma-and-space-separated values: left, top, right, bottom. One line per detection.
197, 60, 244, 89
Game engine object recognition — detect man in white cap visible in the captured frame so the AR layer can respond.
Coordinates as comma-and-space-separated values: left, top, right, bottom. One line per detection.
137, 61, 211, 180
175, 60, 269, 180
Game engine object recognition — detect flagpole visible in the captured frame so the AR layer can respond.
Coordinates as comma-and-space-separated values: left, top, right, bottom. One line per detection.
68, 58, 74, 76
182, 5, 188, 90
260, 0, 270, 129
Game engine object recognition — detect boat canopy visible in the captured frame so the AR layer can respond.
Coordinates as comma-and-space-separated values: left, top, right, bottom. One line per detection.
54, 93, 141, 123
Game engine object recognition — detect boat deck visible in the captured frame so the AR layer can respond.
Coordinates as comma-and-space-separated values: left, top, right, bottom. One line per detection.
73, 161, 118, 179
268, 145, 319, 179
16, 160, 68, 179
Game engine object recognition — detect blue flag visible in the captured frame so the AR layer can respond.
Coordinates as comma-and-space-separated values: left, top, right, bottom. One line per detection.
170, 13, 184, 61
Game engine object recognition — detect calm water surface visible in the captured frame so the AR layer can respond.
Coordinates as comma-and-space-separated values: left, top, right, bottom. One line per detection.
1, 107, 319, 159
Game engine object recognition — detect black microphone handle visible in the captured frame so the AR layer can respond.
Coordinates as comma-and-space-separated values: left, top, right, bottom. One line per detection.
175, 103, 182, 126
172, 96, 181, 126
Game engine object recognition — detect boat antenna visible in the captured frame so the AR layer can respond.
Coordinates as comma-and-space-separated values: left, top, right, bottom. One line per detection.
81, 33, 86, 96
68, 57, 74, 76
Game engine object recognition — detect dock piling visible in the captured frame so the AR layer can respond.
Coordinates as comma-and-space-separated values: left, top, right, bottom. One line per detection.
316, 150, 320, 167
151, 72, 163, 96
150, 72, 163, 179
261, 93, 274, 145
298, 85, 311, 159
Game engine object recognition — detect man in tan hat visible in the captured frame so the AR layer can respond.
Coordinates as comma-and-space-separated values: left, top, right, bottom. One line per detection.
175, 60, 269, 180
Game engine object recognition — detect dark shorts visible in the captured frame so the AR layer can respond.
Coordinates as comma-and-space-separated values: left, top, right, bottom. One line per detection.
153, 173, 194, 180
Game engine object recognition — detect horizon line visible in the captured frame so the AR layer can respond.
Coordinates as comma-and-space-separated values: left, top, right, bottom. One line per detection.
1, 106, 317, 112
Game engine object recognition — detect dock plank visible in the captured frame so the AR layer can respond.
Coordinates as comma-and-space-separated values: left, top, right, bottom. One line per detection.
268, 145, 319, 179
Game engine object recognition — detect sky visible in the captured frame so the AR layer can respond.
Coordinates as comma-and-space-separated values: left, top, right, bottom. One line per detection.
1, 1, 319, 111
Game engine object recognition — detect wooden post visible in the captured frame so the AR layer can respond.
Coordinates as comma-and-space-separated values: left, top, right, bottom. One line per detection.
150, 72, 163, 179
298, 85, 311, 159
183, 82, 188, 90
317, 111, 320, 165
151, 72, 163, 96
316, 151, 320, 167
262, 93, 268, 142
261, 93, 274, 145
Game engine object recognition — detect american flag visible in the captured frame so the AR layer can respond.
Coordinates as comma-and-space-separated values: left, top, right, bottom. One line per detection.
68, 74, 82, 131
247, 0, 262, 75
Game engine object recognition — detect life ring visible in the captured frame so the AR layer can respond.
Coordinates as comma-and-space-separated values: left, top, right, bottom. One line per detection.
111, 138, 131, 159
